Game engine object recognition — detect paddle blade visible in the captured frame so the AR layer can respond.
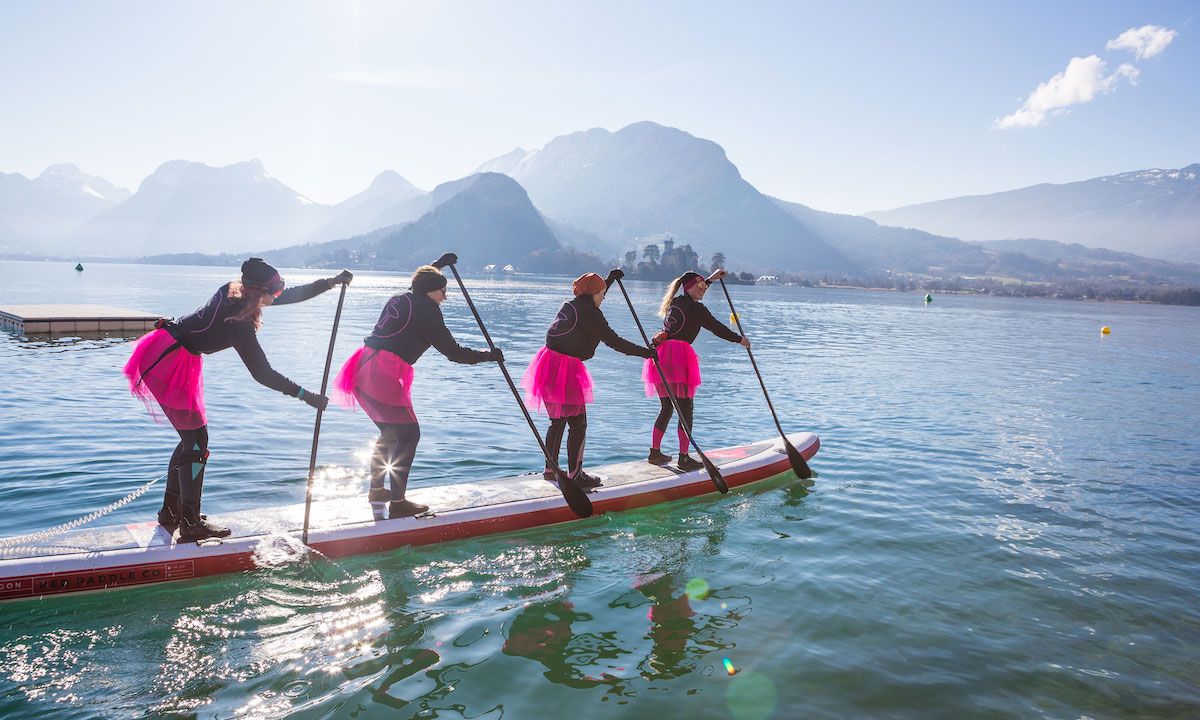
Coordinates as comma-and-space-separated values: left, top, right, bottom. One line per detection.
554, 468, 595, 517
701, 455, 729, 494
785, 440, 814, 480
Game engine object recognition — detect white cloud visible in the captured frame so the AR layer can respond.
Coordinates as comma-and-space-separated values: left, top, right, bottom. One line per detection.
994, 56, 1139, 129
1107, 25, 1177, 59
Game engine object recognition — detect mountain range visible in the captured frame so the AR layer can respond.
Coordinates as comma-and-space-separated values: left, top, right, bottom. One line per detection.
266, 172, 567, 271
1, 123, 1196, 289
867, 165, 1200, 263
0, 164, 130, 252
476, 122, 856, 273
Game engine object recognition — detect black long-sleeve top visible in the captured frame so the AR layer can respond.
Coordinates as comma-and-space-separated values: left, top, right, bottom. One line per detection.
545, 294, 651, 361
166, 279, 333, 397
662, 294, 742, 344
363, 292, 491, 365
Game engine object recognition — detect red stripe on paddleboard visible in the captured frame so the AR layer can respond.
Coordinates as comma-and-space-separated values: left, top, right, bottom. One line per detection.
2, 440, 817, 601
308, 454, 797, 559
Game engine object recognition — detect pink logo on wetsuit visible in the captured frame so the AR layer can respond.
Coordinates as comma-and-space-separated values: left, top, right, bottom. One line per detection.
188, 289, 225, 334
373, 295, 414, 338
547, 303, 578, 338
664, 305, 686, 337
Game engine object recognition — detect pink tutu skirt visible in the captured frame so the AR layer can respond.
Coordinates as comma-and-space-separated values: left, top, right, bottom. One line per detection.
123, 328, 206, 430
520, 346, 594, 418
643, 339, 701, 398
333, 346, 417, 424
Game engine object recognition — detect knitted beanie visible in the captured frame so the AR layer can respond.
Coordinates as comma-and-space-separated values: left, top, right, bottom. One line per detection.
572, 272, 605, 297
241, 257, 281, 290
411, 265, 448, 294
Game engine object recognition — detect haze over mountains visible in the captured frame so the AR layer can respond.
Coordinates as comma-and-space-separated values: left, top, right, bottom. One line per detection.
867, 165, 1200, 263
0, 164, 130, 251
68, 159, 326, 257
1, 122, 1196, 288
475, 121, 856, 272
268, 172, 564, 271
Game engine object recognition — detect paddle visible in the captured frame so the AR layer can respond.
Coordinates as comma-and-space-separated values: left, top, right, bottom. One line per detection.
440, 255, 594, 518
717, 277, 813, 480
612, 276, 728, 494
301, 281, 348, 545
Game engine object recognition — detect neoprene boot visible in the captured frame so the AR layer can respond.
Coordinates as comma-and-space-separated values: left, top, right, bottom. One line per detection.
177, 503, 231, 543
389, 499, 429, 518
157, 491, 182, 531
572, 470, 603, 489
647, 448, 671, 466
368, 486, 390, 521
677, 454, 704, 472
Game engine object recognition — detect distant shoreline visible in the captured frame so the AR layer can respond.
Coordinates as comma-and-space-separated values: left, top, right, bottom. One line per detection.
2, 255, 1196, 306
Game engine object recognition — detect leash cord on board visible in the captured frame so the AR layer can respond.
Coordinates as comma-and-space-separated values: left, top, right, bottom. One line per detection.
0, 473, 164, 550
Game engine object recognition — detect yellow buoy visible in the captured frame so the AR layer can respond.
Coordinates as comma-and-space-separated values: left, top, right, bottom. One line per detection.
730, 312, 739, 326
1101, 326, 1111, 335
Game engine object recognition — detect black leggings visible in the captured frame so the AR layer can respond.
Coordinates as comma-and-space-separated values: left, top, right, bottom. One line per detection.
371, 421, 421, 502
544, 412, 587, 475
654, 397, 694, 434
165, 425, 210, 508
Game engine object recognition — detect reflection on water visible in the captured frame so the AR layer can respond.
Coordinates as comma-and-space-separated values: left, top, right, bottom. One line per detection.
2, 261, 1200, 719
0, 485, 794, 718
0, 333, 133, 354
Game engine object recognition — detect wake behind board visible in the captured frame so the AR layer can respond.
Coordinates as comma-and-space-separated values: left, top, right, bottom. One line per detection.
0, 432, 818, 602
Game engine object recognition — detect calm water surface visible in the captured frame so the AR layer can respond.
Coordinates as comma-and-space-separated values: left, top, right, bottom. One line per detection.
1, 260, 1197, 719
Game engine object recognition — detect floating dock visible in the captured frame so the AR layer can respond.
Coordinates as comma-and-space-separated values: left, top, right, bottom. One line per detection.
0, 304, 159, 335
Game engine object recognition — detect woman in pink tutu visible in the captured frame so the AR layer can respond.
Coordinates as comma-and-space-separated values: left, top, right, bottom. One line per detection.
645, 269, 749, 471
521, 269, 655, 489
123, 258, 351, 542
333, 256, 501, 520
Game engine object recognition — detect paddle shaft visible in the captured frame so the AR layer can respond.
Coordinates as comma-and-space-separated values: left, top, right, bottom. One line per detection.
718, 278, 812, 479
302, 282, 348, 545
613, 277, 727, 493
445, 264, 593, 517
718, 279, 788, 437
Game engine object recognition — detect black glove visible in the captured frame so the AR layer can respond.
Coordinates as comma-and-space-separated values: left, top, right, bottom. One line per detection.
300, 389, 329, 411
328, 269, 353, 286
641, 346, 658, 361
433, 252, 458, 269
606, 268, 625, 283
487, 347, 505, 363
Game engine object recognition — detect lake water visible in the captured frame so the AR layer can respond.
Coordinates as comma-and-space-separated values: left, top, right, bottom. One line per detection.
1, 259, 1197, 719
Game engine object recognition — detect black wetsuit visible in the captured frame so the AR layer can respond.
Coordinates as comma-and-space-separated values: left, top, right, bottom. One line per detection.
364, 292, 492, 364
661, 294, 742, 345
159, 279, 334, 513
545, 293, 648, 361
654, 294, 742, 449
363, 292, 492, 503
542, 283, 653, 480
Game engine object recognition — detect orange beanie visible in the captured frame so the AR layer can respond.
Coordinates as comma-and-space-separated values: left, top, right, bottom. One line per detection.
572, 272, 605, 297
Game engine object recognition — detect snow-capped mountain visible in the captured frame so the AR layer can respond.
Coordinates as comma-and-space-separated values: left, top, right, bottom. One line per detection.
66, 159, 331, 257
866, 164, 1200, 263
0, 164, 130, 251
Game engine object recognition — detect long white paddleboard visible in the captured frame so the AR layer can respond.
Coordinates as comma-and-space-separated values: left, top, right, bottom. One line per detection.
0, 433, 818, 602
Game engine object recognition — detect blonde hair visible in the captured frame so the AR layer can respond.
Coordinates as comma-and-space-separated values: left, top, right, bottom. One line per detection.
658, 275, 688, 318
225, 281, 268, 330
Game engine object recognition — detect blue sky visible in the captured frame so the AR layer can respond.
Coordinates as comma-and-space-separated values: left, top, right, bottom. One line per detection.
1, 1, 1196, 214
